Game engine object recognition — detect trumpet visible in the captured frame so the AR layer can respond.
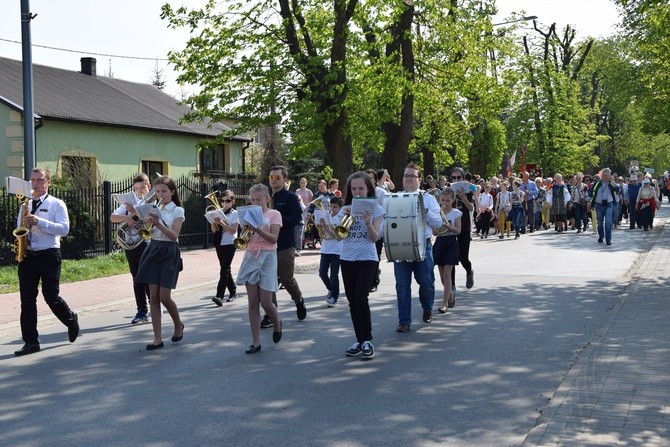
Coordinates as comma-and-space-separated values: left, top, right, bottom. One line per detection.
138, 203, 164, 240
204, 191, 227, 232
433, 210, 450, 236
234, 226, 254, 250
334, 211, 354, 239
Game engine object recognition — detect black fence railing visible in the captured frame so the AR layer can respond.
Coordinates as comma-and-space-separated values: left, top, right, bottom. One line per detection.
0, 174, 257, 267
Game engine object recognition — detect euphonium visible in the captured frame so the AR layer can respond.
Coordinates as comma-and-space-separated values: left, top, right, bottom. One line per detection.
433, 210, 450, 236
115, 187, 156, 250
12, 192, 31, 263
233, 226, 254, 250
334, 211, 354, 239
309, 197, 330, 238
204, 191, 226, 232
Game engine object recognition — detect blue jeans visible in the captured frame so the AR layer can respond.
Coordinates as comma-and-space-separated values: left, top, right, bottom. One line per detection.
573, 203, 587, 230
595, 202, 614, 242
319, 253, 340, 301
510, 205, 525, 235
394, 240, 435, 326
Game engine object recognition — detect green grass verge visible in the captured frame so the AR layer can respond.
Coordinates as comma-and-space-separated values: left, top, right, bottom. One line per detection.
0, 251, 129, 295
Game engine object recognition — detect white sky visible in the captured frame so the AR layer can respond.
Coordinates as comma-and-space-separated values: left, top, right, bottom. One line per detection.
0, 0, 621, 96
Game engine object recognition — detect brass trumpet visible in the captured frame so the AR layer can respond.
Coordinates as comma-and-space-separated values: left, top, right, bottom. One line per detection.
205, 191, 227, 232
433, 210, 450, 236
334, 211, 354, 239
234, 226, 254, 250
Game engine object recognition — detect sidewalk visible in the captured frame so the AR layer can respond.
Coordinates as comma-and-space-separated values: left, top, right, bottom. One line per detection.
523, 219, 670, 446
0, 246, 321, 330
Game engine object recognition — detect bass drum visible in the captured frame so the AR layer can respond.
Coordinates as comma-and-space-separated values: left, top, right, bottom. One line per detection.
383, 192, 426, 262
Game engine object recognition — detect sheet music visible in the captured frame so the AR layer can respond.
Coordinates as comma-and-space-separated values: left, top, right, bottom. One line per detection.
350, 197, 377, 217
135, 204, 160, 220
205, 208, 226, 224
314, 209, 331, 226
237, 205, 263, 228
450, 181, 473, 194
5, 176, 31, 197
112, 191, 137, 205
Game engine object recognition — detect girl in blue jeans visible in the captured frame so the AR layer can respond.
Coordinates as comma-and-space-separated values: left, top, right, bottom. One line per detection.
509, 179, 526, 239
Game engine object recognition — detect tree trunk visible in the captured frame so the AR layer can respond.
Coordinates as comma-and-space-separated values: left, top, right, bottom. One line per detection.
322, 111, 354, 182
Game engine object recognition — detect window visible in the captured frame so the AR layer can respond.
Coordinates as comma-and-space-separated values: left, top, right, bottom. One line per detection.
200, 144, 226, 174
142, 161, 166, 184
61, 155, 97, 186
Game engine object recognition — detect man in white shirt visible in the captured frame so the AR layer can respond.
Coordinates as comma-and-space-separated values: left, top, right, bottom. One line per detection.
393, 163, 443, 332
14, 167, 79, 356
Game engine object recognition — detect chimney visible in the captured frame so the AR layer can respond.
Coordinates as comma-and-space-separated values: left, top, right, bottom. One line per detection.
80, 57, 97, 76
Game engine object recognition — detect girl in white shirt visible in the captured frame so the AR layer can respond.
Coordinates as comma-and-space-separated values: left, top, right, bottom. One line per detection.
476, 184, 494, 238
136, 176, 185, 351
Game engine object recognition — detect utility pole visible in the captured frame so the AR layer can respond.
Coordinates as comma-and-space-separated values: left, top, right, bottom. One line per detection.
20, 0, 37, 179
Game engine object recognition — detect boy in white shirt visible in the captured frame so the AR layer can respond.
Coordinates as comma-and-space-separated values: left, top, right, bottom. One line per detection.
318, 197, 344, 306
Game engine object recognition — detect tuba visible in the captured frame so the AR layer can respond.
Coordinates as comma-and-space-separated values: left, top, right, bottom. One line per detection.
12, 191, 31, 263
115, 187, 156, 250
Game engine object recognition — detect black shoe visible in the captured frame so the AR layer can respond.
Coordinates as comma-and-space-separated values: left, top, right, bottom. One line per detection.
606, 241, 612, 245
466, 270, 474, 289
296, 299, 307, 321
212, 296, 223, 306
68, 313, 79, 343
171, 323, 184, 343
273, 321, 283, 343
14, 343, 40, 356
396, 323, 410, 333
146, 342, 164, 351
598, 238, 603, 243
369, 285, 378, 293
226, 292, 237, 302
245, 344, 261, 354
260, 315, 273, 329
422, 310, 432, 323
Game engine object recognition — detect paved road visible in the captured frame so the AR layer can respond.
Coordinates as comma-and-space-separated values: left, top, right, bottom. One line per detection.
0, 207, 667, 447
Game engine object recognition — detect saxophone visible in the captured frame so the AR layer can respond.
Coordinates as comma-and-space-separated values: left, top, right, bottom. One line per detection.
13, 192, 31, 263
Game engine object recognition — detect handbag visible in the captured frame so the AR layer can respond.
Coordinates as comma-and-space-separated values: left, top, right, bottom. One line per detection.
178, 256, 184, 272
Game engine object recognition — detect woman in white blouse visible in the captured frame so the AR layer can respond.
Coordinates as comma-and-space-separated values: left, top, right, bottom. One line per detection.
136, 176, 185, 351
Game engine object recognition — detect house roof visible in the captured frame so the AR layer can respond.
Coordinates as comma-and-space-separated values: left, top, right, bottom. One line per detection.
0, 56, 249, 141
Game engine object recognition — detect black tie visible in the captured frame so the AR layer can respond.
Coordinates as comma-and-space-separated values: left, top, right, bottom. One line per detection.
31, 199, 42, 214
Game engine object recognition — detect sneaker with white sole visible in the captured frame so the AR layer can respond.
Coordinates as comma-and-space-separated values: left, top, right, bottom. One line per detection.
360, 341, 374, 360
131, 312, 148, 324
326, 295, 338, 307
345, 342, 362, 357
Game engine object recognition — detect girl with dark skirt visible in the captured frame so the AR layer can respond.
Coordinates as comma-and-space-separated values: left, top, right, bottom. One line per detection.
433, 187, 462, 313
136, 176, 185, 351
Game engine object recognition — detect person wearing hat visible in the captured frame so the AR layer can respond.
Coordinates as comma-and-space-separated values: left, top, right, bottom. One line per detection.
636, 177, 659, 231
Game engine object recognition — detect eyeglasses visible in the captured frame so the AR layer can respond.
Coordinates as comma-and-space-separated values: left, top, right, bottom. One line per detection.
403, 174, 419, 179
452, 176, 462, 180
268, 175, 283, 181
222, 199, 233, 203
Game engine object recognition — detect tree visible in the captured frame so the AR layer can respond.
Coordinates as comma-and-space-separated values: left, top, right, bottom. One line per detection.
150, 59, 167, 90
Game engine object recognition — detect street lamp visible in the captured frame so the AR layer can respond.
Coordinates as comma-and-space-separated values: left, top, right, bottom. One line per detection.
492, 15, 538, 27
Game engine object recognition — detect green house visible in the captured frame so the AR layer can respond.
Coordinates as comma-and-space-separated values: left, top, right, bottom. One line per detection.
0, 56, 251, 184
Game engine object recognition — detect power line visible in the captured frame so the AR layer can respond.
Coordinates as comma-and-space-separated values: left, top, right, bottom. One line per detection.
0, 37, 169, 61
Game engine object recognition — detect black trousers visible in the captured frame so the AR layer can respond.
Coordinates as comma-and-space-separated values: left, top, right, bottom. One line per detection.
125, 243, 150, 313
451, 231, 473, 285
215, 243, 237, 298
18, 248, 75, 344
340, 260, 376, 343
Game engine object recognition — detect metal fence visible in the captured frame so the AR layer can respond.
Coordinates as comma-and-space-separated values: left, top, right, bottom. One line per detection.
0, 174, 257, 267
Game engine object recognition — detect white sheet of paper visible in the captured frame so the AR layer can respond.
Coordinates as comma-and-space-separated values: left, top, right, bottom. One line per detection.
5, 176, 31, 197
112, 191, 137, 205
350, 197, 377, 217
135, 204, 160, 220
314, 209, 331, 226
237, 205, 263, 228
205, 208, 226, 224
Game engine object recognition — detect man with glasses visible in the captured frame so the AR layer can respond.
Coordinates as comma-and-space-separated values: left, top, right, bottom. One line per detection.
450, 167, 475, 291
262, 166, 307, 327
393, 163, 443, 332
